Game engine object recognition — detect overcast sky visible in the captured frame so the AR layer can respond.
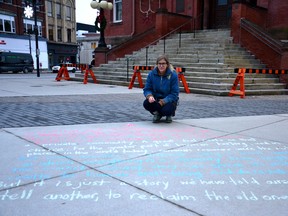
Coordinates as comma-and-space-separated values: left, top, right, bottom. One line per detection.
75, 0, 98, 25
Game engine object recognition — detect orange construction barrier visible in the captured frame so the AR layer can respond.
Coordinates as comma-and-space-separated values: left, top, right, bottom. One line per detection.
229, 68, 246, 98
128, 65, 190, 93
128, 66, 152, 89
83, 65, 97, 84
77, 63, 87, 71
55, 65, 70, 81
175, 67, 190, 93
229, 68, 288, 99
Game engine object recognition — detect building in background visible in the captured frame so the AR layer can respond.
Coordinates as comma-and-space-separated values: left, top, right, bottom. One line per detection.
0, 0, 48, 69
76, 22, 99, 65
45, 0, 77, 69
92, 0, 287, 69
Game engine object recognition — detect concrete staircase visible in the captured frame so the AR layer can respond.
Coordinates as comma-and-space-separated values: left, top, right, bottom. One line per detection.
72, 29, 288, 96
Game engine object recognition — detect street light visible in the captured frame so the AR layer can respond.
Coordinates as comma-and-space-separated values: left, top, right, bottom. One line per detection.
77, 42, 83, 67
90, 0, 113, 48
24, 0, 40, 77
32, 0, 40, 77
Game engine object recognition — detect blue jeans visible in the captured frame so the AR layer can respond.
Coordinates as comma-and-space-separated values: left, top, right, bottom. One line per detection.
143, 99, 177, 117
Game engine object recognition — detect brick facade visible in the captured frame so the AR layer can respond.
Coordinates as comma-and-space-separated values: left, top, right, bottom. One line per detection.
0, 0, 46, 37
231, 1, 288, 69
97, 1, 288, 70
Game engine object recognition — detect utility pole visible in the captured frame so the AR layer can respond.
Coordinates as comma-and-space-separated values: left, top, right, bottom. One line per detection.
31, 0, 40, 77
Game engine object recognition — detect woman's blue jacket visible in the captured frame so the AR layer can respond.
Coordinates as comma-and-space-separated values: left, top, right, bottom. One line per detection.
143, 67, 179, 104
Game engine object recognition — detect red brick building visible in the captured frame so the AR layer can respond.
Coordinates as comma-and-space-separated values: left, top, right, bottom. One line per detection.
104, 0, 233, 39
0, 0, 48, 68
231, 0, 288, 69
94, 0, 287, 70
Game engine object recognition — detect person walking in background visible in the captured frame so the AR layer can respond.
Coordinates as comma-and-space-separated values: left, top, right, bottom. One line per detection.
143, 54, 179, 123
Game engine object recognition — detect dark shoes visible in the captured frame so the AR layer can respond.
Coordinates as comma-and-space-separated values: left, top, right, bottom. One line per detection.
153, 113, 162, 123
152, 112, 172, 123
165, 116, 172, 123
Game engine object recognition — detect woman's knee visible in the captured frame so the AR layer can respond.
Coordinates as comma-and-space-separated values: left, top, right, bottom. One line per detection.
161, 103, 176, 116
143, 99, 156, 112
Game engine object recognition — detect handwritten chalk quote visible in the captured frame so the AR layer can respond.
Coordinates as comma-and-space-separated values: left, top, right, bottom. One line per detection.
1, 124, 287, 206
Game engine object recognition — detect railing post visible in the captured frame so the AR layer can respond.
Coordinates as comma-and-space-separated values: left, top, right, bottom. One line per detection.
126, 58, 129, 82
193, 18, 196, 38
164, 37, 166, 53
179, 29, 182, 48
146, 47, 148, 66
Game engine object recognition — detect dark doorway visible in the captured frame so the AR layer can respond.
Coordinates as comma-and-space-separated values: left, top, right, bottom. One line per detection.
210, 0, 232, 29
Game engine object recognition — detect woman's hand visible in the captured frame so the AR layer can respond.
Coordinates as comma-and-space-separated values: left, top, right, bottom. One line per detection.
148, 96, 155, 103
158, 99, 165, 106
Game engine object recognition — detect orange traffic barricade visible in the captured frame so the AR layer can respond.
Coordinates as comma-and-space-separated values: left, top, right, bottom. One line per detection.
55, 64, 70, 81
83, 65, 97, 84
128, 65, 190, 93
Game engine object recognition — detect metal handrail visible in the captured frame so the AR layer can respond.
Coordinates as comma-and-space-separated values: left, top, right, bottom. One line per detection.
106, 27, 155, 56
240, 18, 283, 54
103, 13, 203, 82
107, 13, 203, 62
145, 13, 203, 49
141, 14, 203, 66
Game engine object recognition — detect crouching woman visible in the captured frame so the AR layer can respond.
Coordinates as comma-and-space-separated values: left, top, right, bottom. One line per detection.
143, 54, 179, 123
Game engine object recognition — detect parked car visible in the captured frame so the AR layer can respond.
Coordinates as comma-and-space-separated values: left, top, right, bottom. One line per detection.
0, 52, 34, 73
52, 63, 76, 73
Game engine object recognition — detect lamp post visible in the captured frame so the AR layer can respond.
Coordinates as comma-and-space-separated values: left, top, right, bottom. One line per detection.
24, 0, 40, 77
77, 42, 83, 67
90, 0, 113, 48
32, 0, 40, 77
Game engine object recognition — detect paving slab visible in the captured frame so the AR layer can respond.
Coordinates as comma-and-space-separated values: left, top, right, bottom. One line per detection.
0, 74, 142, 97
178, 114, 288, 143
1, 115, 287, 216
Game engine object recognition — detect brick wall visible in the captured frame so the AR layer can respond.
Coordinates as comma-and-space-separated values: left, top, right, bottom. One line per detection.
266, 0, 288, 39
231, 2, 288, 69
267, 0, 288, 29
105, 0, 158, 38
257, 0, 268, 8
240, 28, 282, 69
0, 0, 46, 37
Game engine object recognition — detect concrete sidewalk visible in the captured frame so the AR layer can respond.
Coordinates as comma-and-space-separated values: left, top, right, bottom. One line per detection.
0, 75, 287, 216
0, 73, 143, 97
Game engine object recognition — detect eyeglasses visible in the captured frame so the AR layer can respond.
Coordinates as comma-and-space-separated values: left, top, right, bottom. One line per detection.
158, 62, 167, 66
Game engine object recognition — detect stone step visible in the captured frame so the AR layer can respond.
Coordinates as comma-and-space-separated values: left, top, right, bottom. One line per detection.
71, 76, 288, 97
71, 29, 286, 96
76, 71, 280, 85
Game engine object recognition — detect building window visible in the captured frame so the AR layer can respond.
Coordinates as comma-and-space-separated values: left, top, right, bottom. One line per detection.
66, 0, 72, 21
66, 6, 71, 20
57, 27, 62, 41
91, 42, 97, 49
56, 3, 61, 19
114, 0, 122, 22
25, 23, 33, 34
0, 0, 12, 3
218, 0, 227, 5
47, 1, 53, 17
176, 0, 185, 13
0, 15, 15, 33
67, 28, 71, 42
23, 19, 42, 36
48, 25, 54, 40
4, 20, 11, 32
